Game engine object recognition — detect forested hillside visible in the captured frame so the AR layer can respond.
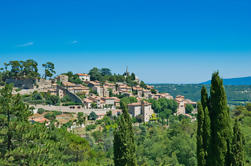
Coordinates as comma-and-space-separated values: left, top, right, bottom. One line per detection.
153, 84, 251, 105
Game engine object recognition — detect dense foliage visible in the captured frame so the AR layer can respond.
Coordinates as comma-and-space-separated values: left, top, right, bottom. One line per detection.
0, 84, 104, 165
88, 67, 138, 86
113, 102, 137, 166
197, 72, 246, 166
0, 60, 55, 81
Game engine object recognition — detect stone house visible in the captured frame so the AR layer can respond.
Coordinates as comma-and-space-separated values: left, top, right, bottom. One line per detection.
62, 82, 77, 89
56, 75, 68, 83
176, 95, 185, 115
77, 73, 90, 82
175, 95, 196, 115
118, 84, 132, 94
68, 85, 89, 95
102, 97, 120, 109
128, 101, 154, 122
87, 81, 100, 88
143, 89, 151, 99
83, 98, 93, 108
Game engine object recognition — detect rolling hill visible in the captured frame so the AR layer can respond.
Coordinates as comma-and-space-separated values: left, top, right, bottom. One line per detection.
201, 76, 251, 85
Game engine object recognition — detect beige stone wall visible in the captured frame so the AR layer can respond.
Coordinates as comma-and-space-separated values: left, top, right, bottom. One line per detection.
57, 75, 68, 83
36, 79, 52, 89
143, 105, 153, 122
177, 101, 185, 115
128, 105, 141, 117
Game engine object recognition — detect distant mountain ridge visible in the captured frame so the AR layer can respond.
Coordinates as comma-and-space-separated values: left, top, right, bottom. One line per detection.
201, 76, 251, 85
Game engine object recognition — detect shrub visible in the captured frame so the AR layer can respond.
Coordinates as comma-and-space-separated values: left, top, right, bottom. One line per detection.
37, 108, 45, 114
44, 113, 56, 121
86, 124, 97, 131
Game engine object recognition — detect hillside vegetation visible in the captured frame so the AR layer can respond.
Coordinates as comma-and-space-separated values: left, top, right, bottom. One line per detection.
153, 84, 251, 105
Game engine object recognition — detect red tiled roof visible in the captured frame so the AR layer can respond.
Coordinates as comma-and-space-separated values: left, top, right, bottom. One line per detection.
77, 73, 89, 76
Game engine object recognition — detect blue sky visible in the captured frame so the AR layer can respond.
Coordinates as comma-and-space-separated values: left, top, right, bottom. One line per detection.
0, 0, 250, 83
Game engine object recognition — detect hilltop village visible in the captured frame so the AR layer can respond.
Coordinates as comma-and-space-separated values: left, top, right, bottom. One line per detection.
0, 60, 197, 129
1, 60, 249, 166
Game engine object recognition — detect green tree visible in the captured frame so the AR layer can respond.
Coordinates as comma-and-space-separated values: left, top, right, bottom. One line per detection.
45, 94, 60, 105
89, 67, 102, 81
151, 89, 157, 94
203, 106, 211, 166
201, 86, 209, 111
101, 68, 112, 76
77, 112, 85, 126
8, 61, 22, 78
0, 84, 31, 154
131, 73, 136, 80
208, 72, 232, 166
91, 102, 98, 109
140, 81, 147, 89
200, 86, 211, 166
42, 62, 56, 79
113, 101, 137, 166
185, 104, 194, 114
197, 102, 205, 166
246, 103, 251, 111
22, 59, 40, 79
231, 119, 244, 166
89, 111, 98, 120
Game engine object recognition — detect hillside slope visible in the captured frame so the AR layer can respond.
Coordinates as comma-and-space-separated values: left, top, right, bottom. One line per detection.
201, 76, 251, 85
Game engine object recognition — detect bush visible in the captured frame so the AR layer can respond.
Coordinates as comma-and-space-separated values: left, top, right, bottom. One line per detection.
37, 108, 45, 114
32, 91, 43, 100
89, 111, 98, 120
44, 113, 56, 121
60, 95, 72, 103
185, 104, 194, 114
46, 95, 60, 105
86, 124, 97, 131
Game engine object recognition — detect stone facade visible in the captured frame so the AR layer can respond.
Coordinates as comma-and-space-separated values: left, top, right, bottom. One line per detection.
77, 73, 90, 81
57, 75, 68, 83
128, 101, 154, 122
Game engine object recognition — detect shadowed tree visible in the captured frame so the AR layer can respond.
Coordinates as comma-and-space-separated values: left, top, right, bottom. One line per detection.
113, 101, 137, 166
231, 119, 244, 166
197, 102, 205, 166
208, 72, 232, 166
200, 86, 211, 166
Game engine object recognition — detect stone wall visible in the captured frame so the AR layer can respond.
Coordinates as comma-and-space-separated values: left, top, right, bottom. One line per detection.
36, 79, 52, 89
6, 78, 35, 89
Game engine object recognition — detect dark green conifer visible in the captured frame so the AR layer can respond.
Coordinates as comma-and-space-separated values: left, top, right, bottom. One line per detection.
200, 86, 211, 165
203, 106, 211, 166
209, 72, 232, 166
113, 101, 137, 166
197, 102, 205, 166
201, 86, 209, 110
231, 119, 244, 166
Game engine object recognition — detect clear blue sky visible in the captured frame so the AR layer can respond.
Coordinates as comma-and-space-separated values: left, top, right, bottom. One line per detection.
0, 0, 250, 83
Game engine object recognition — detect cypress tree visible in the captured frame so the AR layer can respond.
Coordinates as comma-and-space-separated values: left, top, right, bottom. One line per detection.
231, 119, 244, 166
197, 102, 205, 166
200, 86, 211, 165
209, 72, 232, 166
113, 101, 137, 166
203, 106, 211, 166
201, 86, 208, 110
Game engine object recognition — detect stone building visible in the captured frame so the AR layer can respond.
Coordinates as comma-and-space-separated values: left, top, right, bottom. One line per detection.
128, 101, 154, 122
175, 95, 185, 115
77, 73, 90, 82
56, 75, 68, 83
175, 95, 196, 115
